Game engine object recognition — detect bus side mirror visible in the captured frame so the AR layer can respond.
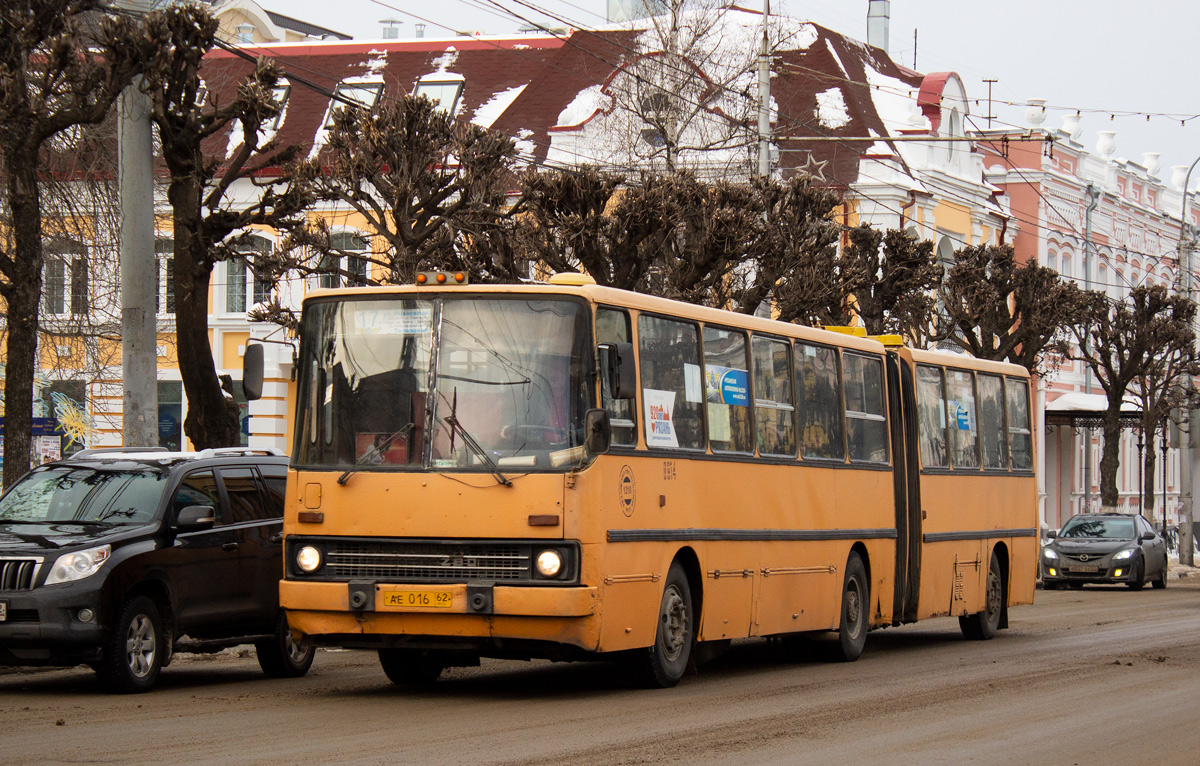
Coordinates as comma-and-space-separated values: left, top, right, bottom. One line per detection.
584, 409, 611, 455
599, 342, 635, 400
243, 343, 264, 401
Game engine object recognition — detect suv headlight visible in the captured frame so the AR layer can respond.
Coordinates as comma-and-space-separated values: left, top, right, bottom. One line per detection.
1112, 549, 1134, 561
45, 545, 111, 585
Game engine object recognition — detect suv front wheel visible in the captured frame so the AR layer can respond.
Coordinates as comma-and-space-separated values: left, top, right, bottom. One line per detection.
99, 595, 164, 694
256, 612, 315, 678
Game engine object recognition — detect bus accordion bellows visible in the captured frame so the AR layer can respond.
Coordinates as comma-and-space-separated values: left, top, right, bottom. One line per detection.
256, 271, 1037, 688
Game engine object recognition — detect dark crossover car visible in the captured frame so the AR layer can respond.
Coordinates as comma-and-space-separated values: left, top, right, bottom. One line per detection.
1042, 513, 1168, 590
0, 447, 313, 692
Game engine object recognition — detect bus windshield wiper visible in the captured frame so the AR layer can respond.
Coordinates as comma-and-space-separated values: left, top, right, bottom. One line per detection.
337, 422, 415, 486
442, 412, 512, 487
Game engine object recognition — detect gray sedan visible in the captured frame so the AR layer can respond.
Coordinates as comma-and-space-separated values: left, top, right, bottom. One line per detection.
1042, 513, 1168, 590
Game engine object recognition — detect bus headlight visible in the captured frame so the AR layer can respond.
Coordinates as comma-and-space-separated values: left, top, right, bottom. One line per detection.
296, 546, 323, 573
535, 549, 563, 578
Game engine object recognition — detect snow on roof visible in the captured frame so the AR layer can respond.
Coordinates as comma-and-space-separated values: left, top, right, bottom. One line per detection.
1045, 392, 1141, 414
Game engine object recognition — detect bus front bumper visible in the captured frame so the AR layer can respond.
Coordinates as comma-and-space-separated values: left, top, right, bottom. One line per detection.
280, 580, 599, 650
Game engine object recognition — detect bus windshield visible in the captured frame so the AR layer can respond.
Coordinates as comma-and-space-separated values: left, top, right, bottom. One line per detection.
295, 295, 594, 473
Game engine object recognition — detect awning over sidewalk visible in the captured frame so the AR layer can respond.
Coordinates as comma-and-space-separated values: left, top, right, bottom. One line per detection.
1044, 392, 1143, 428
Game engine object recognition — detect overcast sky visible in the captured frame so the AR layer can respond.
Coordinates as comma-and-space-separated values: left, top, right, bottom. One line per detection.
280, 0, 1200, 180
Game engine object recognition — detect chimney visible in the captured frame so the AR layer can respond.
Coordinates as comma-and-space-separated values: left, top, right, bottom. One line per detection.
867, 0, 890, 52
380, 19, 402, 40
415, 23, 425, 38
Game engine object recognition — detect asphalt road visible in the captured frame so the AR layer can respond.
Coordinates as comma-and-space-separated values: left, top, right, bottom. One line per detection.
3, 581, 1199, 765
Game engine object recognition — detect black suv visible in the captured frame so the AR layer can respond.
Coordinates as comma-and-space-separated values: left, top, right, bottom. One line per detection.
0, 447, 313, 692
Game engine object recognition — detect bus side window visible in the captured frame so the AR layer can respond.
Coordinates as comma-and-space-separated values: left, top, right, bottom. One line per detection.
977, 373, 1008, 469
597, 307, 637, 446
946, 369, 979, 468
638, 315, 705, 450
752, 336, 796, 457
844, 353, 889, 464
1006, 377, 1033, 470
796, 342, 844, 460
703, 326, 753, 453
916, 365, 948, 468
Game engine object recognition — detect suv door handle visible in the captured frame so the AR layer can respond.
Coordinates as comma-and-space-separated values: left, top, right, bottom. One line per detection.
222, 541, 239, 552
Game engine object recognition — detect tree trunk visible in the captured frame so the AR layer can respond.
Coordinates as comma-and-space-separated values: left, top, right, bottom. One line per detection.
1143, 440, 1157, 515
170, 176, 240, 450
1098, 407, 1123, 510
3, 156, 45, 488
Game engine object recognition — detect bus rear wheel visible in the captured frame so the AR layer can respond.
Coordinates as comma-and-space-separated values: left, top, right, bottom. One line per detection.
831, 552, 869, 662
379, 649, 445, 686
960, 550, 1003, 640
630, 561, 694, 688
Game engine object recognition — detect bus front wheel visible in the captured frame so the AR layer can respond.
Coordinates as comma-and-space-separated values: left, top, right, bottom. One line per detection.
631, 560, 694, 688
960, 550, 1003, 640
832, 552, 869, 662
379, 649, 444, 686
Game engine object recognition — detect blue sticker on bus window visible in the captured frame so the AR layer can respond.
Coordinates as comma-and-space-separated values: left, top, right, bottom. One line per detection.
705, 366, 749, 406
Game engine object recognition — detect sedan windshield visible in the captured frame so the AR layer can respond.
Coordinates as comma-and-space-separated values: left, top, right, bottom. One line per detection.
1058, 517, 1135, 540
295, 295, 594, 473
0, 466, 168, 525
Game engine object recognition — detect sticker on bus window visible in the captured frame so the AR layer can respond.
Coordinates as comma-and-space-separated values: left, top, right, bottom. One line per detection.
705, 366, 749, 406
353, 307, 433, 335
683, 364, 702, 403
948, 400, 975, 431
644, 389, 679, 448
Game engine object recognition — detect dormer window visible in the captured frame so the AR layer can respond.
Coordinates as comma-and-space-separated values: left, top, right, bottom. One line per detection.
324, 81, 384, 128
269, 85, 290, 129
413, 77, 464, 113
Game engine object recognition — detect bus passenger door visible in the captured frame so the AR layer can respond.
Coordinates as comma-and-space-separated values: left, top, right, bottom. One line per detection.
886, 351, 921, 625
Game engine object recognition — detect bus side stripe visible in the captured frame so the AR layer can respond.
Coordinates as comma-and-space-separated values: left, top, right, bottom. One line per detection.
606, 528, 898, 543
922, 528, 1038, 543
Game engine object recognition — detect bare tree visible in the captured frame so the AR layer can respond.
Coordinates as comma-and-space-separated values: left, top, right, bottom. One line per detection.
839, 225, 941, 337
940, 244, 1088, 376
0, 1, 146, 485
283, 94, 522, 288
582, 0, 765, 179
141, 5, 313, 449
1069, 285, 1197, 510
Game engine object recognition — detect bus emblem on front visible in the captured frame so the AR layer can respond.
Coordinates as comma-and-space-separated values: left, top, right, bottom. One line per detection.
619, 465, 636, 517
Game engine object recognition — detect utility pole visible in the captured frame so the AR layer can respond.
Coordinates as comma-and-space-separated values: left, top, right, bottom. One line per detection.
1178, 157, 1200, 565
1082, 183, 1099, 513
756, 0, 771, 178
117, 0, 159, 449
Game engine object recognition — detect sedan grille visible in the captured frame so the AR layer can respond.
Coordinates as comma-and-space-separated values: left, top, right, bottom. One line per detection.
325, 542, 530, 582
0, 558, 41, 591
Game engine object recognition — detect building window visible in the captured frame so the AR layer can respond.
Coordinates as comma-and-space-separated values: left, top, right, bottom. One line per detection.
156, 238, 174, 315
325, 81, 384, 128
413, 78, 464, 113
318, 232, 370, 288
43, 238, 87, 316
226, 234, 273, 312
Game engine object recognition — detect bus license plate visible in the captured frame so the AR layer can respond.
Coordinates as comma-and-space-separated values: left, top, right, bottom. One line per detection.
381, 590, 453, 610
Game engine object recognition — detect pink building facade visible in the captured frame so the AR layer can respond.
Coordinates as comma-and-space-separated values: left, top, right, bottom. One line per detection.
978, 109, 1196, 531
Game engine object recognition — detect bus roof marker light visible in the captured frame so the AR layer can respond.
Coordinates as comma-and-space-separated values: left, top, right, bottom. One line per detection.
436, 273, 446, 284
548, 272, 597, 286
823, 326, 867, 337
416, 273, 427, 284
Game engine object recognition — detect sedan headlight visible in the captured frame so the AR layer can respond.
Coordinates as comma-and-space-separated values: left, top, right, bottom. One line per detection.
1043, 548, 1059, 560
1112, 549, 1135, 561
45, 545, 111, 585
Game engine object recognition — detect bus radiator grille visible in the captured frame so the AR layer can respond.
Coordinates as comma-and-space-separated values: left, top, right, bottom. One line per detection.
325, 542, 531, 582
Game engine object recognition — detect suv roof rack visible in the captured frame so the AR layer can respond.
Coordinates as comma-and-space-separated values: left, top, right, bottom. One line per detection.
68, 447, 169, 460
194, 447, 286, 459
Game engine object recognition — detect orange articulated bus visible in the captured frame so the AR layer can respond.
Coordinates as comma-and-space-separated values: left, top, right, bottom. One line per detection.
258, 272, 1037, 687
